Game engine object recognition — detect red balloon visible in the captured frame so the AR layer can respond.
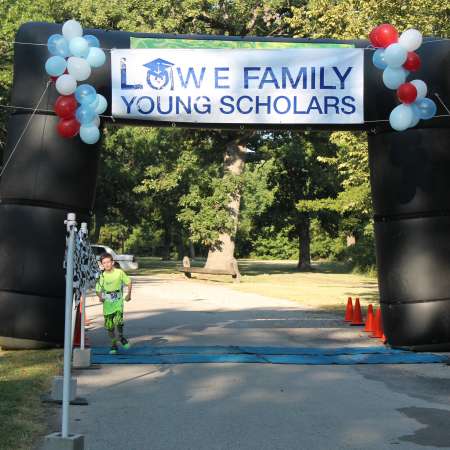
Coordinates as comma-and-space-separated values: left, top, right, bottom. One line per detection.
403, 52, 421, 71
397, 83, 418, 104
57, 118, 80, 138
54, 95, 78, 119
369, 26, 382, 47
50, 76, 58, 83
373, 24, 398, 48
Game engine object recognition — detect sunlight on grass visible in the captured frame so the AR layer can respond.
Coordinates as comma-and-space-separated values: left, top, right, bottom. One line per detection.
0, 349, 62, 450
132, 257, 379, 313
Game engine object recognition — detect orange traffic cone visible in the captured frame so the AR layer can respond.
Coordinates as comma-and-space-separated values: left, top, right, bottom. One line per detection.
371, 308, 383, 338
351, 297, 364, 326
73, 303, 90, 348
344, 297, 353, 322
364, 304, 374, 332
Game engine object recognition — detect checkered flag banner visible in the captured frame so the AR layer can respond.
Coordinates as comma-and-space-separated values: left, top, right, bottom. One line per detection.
65, 226, 100, 308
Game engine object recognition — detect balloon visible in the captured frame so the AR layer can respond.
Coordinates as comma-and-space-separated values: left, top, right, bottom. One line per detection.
86, 47, 106, 68
374, 24, 398, 48
398, 29, 423, 52
84, 35, 100, 48
382, 67, 408, 89
403, 52, 421, 72
57, 118, 80, 138
80, 125, 100, 144
45, 56, 67, 77
369, 27, 382, 48
372, 49, 387, 70
84, 115, 100, 128
75, 84, 97, 105
54, 95, 78, 119
55, 74, 77, 95
410, 79, 427, 99
76, 105, 97, 125
88, 95, 99, 110
62, 20, 83, 41
94, 94, 108, 115
67, 57, 91, 81
384, 43, 407, 67
389, 104, 413, 131
47, 34, 70, 57
414, 98, 437, 120
397, 83, 417, 104
409, 109, 420, 128
69, 37, 89, 58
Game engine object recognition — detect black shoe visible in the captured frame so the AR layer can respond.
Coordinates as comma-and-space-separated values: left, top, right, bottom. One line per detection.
109, 344, 118, 355
120, 337, 130, 349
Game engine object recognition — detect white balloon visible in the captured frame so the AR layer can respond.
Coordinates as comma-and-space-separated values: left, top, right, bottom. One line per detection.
67, 56, 92, 81
62, 20, 83, 41
410, 79, 427, 99
55, 74, 77, 95
399, 29, 423, 52
389, 104, 414, 132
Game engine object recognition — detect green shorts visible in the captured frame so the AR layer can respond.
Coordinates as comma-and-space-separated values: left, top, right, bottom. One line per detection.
104, 310, 124, 331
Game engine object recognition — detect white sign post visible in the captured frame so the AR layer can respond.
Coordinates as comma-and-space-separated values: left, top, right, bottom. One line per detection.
111, 48, 364, 125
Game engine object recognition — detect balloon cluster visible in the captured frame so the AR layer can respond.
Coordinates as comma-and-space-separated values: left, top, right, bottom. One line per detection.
45, 20, 108, 144
369, 24, 437, 132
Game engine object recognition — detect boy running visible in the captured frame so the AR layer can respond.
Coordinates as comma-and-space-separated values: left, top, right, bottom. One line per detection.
96, 253, 132, 354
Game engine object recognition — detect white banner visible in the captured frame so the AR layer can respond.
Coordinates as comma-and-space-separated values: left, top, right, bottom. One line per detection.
111, 48, 364, 124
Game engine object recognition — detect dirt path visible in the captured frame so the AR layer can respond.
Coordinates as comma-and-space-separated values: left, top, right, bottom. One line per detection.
63, 276, 450, 450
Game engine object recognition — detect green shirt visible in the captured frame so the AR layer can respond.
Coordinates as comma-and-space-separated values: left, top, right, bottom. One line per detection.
95, 268, 131, 315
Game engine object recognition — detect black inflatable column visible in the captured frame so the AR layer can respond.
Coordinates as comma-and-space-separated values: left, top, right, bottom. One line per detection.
369, 128, 450, 350
0, 24, 100, 348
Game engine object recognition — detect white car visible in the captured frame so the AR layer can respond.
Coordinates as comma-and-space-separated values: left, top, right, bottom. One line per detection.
91, 244, 138, 271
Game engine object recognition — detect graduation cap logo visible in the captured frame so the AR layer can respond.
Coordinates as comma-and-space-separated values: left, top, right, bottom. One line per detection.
144, 58, 174, 90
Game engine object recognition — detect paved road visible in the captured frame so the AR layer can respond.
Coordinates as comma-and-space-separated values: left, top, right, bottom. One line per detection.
65, 276, 450, 449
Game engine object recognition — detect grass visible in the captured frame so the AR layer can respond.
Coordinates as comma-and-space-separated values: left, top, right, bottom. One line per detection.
0, 349, 62, 450
132, 257, 379, 313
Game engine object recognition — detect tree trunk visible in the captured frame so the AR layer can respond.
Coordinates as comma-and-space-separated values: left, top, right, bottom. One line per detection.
91, 209, 105, 243
161, 224, 172, 260
189, 240, 196, 259
297, 215, 311, 271
205, 138, 247, 270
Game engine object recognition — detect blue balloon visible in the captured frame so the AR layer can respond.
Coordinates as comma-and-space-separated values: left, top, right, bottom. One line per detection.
45, 56, 67, 76
86, 47, 106, 68
389, 104, 413, 131
372, 49, 387, 70
88, 95, 99, 110
76, 105, 97, 125
414, 98, 437, 120
409, 108, 420, 128
384, 43, 407, 68
80, 125, 100, 145
94, 94, 108, 115
47, 34, 70, 58
69, 37, 89, 58
382, 67, 408, 90
75, 84, 97, 105
84, 35, 100, 48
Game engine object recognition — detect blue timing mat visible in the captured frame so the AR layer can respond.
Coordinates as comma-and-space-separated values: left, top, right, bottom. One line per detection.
91, 345, 447, 365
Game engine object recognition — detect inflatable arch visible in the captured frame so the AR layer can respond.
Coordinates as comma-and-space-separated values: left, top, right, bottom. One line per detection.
0, 22, 449, 350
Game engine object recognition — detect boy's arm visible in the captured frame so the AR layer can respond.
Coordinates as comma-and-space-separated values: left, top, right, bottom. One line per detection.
95, 280, 104, 303
125, 281, 132, 302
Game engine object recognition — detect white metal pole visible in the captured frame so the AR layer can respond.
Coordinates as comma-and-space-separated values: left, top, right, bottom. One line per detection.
80, 293, 86, 350
80, 223, 88, 350
62, 213, 77, 438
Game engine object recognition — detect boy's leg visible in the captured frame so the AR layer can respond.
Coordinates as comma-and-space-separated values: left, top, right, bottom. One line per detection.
116, 311, 129, 349
104, 314, 118, 354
